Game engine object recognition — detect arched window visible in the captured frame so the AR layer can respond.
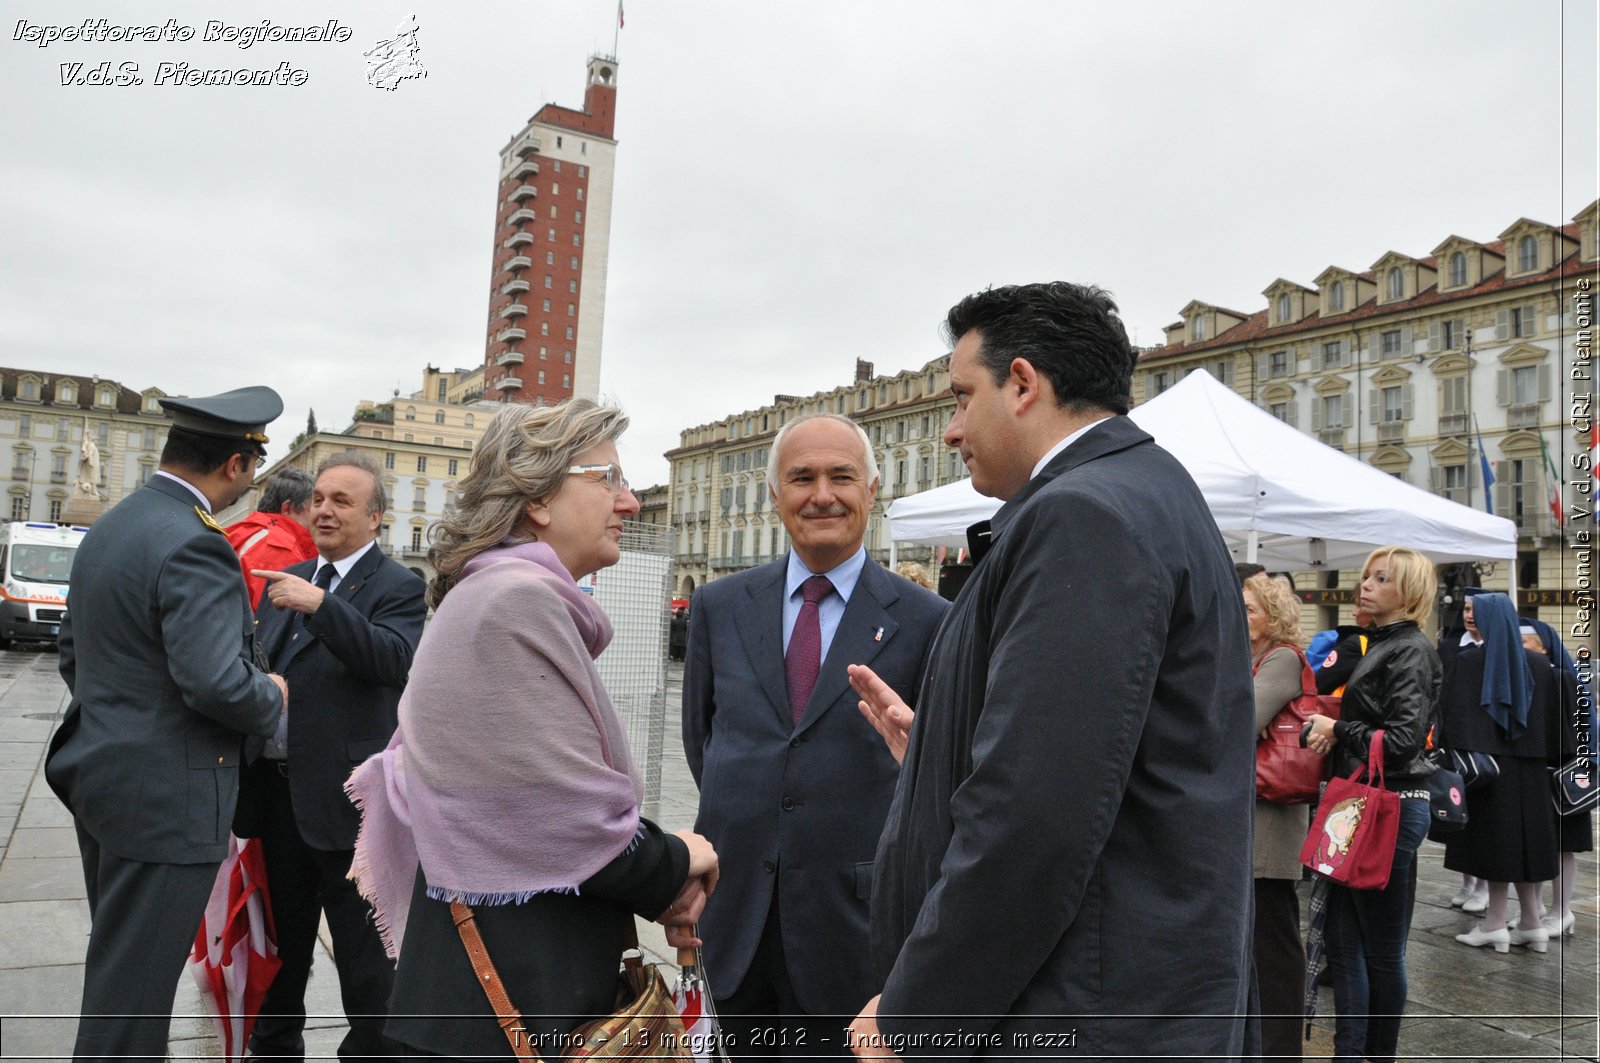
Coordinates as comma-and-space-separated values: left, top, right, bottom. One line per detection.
1448, 251, 1467, 288
404, 406, 416, 421
1518, 235, 1538, 272
464, 414, 475, 429
1386, 267, 1404, 300
434, 410, 445, 424
1329, 282, 1345, 311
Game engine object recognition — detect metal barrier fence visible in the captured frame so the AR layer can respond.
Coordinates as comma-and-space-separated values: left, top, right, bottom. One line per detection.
592, 520, 672, 805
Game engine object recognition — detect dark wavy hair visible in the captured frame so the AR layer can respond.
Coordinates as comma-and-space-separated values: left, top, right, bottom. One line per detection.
943, 281, 1137, 415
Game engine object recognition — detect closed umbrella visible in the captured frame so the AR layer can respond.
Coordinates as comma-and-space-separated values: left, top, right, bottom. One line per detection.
673, 940, 730, 1063
187, 834, 282, 1061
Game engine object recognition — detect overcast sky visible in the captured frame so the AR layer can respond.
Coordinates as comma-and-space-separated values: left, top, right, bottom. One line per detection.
2, 1, 1594, 486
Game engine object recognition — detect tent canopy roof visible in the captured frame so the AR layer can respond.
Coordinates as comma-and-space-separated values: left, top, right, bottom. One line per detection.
886, 370, 1518, 572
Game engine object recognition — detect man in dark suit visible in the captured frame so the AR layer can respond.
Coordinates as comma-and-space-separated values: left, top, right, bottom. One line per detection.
683, 414, 947, 1058
848, 283, 1256, 1059
235, 450, 426, 1062
46, 387, 289, 1062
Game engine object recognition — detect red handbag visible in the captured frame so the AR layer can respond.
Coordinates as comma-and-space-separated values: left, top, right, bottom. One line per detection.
1254, 647, 1338, 804
1300, 731, 1401, 890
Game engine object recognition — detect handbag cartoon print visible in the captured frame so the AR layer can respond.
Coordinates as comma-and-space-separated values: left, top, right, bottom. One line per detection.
1315, 796, 1366, 875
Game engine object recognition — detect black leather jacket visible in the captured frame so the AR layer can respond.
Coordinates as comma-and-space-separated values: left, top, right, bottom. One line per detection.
1330, 620, 1440, 787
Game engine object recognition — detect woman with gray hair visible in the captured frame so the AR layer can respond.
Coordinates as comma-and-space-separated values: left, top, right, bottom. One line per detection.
347, 399, 718, 1059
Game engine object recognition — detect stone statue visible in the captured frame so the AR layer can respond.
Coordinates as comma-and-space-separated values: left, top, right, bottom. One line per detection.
74, 424, 100, 500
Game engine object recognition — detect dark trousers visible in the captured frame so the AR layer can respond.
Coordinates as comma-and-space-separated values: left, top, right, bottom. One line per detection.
247, 765, 397, 1063
1324, 797, 1430, 1063
72, 820, 218, 1063
716, 890, 851, 1062
1252, 877, 1305, 1061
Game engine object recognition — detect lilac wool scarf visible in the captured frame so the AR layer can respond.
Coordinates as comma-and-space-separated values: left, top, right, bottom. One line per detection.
346, 541, 642, 957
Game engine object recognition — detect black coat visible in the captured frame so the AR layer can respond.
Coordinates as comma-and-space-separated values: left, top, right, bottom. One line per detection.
235, 544, 426, 850
870, 417, 1256, 1058
1328, 621, 1440, 785
1440, 644, 1562, 882
386, 819, 689, 1059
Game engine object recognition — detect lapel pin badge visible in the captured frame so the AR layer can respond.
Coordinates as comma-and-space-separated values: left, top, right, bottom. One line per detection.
874, 626, 884, 642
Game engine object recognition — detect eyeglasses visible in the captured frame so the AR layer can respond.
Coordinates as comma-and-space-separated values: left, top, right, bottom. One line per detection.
567, 463, 631, 495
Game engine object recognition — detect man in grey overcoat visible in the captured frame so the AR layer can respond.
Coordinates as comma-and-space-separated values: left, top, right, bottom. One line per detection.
46, 387, 289, 1062
849, 283, 1256, 1060
684, 414, 947, 1057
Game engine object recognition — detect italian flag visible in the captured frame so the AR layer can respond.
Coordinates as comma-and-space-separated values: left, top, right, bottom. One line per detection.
1540, 434, 1564, 526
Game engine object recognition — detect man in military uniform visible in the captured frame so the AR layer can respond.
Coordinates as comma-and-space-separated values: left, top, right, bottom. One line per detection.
46, 386, 290, 1062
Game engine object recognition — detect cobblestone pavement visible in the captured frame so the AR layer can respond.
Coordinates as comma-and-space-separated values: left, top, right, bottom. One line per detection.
0, 650, 1594, 1060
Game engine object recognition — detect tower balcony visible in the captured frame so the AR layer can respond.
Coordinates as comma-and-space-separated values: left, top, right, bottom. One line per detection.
500, 278, 531, 297
499, 303, 528, 319
510, 184, 538, 203
511, 132, 540, 158
503, 232, 533, 250
496, 375, 524, 391
496, 326, 527, 343
508, 208, 536, 226
511, 159, 540, 180
497, 350, 525, 368
501, 255, 532, 273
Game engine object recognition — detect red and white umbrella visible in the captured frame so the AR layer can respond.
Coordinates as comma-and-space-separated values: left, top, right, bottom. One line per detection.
187, 835, 282, 1061
673, 941, 729, 1063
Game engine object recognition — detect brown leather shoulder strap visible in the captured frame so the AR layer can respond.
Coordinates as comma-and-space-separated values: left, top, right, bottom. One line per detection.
451, 901, 542, 1061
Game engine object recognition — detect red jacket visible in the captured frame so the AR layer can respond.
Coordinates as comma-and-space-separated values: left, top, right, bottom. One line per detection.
225, 512, 318, 610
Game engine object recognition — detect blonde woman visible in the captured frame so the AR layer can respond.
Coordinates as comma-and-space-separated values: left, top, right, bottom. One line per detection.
347, 400, 718, 1060
1304, 547, 1441, 1063
1242, 572, 1309, 1062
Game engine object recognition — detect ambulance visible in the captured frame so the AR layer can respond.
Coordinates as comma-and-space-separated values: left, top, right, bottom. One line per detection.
0, 522, 85, 647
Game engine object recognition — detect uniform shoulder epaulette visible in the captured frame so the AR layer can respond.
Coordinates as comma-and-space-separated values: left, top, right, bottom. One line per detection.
195, 506, 226, 535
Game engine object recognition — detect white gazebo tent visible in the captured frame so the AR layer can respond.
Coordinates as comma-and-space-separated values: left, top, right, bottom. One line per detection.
886, 370, 1519, 591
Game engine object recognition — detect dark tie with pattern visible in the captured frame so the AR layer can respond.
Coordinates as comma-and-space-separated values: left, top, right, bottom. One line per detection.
285, 562, 336, 654
785, 574, 833, 725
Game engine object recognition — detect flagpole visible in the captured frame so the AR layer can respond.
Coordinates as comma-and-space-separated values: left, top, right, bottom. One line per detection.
613, 0, 622, 58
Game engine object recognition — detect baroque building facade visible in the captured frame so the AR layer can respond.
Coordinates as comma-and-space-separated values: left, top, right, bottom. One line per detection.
1136, 202, 1597, 628
0, 368, 173, 523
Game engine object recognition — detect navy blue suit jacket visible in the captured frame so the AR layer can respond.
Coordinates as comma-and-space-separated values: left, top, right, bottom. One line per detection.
237, 543, 425, 851
683, 556, 946, 1017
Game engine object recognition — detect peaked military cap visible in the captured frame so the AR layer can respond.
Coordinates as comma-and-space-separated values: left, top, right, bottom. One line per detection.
159, 386, 283, 446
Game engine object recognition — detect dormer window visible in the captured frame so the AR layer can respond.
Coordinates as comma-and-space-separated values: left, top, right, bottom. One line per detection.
142, 393, 162, 413
1277, 294, 1291, 323
1386, 267, 1404, 301
1448, 251, 1467, 288
56, 380, 77, 404
1518, 235, 1538, 272
96, 385, 116, 408
18, 378, 40, 401
1330, 282, 1345, 311
1191, 317, 1207, 341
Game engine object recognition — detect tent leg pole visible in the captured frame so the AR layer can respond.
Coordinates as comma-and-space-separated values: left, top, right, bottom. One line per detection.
890, 540, 897, 568
1247, 530, 1258, 565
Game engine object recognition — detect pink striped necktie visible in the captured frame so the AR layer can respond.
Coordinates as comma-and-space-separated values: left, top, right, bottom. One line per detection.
785, 574, 834, 725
